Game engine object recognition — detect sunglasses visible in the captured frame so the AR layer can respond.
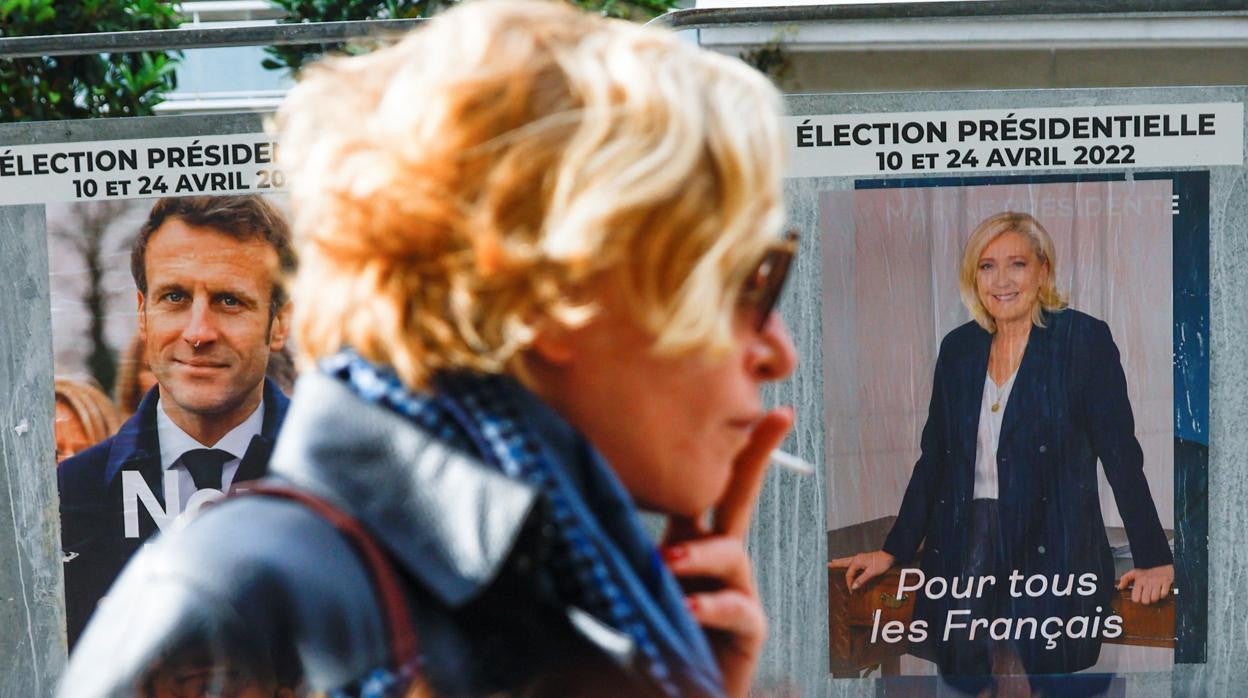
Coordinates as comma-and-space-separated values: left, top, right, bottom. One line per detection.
738, 230, 799, 331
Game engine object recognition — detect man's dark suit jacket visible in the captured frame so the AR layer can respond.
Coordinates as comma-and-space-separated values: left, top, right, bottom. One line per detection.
58, 378, 289, 649
882, 309, 1173, 675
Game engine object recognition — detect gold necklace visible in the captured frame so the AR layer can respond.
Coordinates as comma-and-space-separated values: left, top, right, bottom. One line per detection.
989, 334, 1027, 412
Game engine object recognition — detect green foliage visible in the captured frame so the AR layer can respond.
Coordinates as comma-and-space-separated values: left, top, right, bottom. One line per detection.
575, 0, 678, 21
262, 0, 680, 76
261, 0, 437, 75
0, 0, 182, 122
739, 39, 794, 88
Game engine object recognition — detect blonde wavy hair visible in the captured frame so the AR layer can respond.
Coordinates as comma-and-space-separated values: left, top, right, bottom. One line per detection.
959, 211, 1068, 333
273, 0, 786, 389
54, 377, 122, 462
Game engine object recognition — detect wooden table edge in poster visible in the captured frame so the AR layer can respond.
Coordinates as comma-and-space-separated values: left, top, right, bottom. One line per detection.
827, 562, 1176, 678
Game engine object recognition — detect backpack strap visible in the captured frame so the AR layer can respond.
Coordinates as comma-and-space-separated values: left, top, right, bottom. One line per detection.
241, 483, 420, 675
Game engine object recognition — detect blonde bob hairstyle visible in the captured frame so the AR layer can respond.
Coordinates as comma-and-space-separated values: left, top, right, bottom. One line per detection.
274, 0, 787, 390
958, 211, 1068, 333
54, 377, 122, 460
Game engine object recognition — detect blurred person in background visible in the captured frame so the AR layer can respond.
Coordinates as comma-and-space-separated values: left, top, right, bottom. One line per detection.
54, 377, 122, 463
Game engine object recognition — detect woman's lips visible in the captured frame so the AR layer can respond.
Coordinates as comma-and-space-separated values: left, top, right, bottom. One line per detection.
992, 292, 1019, 302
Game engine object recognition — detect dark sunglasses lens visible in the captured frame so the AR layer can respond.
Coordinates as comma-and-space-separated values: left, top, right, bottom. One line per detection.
753, 246, 794, 330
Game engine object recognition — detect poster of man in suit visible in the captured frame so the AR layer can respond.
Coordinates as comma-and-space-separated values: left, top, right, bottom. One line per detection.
46, 192, 296, 648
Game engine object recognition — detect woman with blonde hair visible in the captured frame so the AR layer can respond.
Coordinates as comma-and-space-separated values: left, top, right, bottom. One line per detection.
61, 2, 798, 696
53, 378, 122, 463
836, 211, 1172, 694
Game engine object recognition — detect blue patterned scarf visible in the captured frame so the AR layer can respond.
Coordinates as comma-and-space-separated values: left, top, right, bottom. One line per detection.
324, 351, 725, 697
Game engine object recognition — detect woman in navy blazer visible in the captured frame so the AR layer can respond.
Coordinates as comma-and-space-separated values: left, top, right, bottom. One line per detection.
837, 212, 1173, 684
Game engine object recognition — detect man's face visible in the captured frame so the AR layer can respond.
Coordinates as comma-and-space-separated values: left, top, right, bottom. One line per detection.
138, 218, 288, 436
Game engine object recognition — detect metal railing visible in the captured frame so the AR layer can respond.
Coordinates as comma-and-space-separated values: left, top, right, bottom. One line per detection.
648, 0, 1248, 31
4, 1, 1248, 59
0, 18, 423, 59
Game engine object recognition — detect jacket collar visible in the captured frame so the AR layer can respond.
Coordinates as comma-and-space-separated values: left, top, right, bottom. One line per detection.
267, 372, 538, 609
997, 311, 1055, 444
101, 378, 289, 487
956, 311, 1059, 454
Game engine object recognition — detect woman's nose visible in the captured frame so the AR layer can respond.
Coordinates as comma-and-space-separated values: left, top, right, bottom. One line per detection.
750, 313, 798, 382
988, 268, 1011, 289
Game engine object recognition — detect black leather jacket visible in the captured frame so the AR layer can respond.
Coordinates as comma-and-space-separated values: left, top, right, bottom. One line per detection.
58, 372, 657, 697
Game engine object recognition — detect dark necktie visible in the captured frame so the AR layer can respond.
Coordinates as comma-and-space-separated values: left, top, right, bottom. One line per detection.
181, 448, 233, 491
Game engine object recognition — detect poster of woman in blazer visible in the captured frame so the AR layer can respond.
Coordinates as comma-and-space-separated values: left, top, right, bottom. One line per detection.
837, 211, 1172, 683
821, 177, 1206, 694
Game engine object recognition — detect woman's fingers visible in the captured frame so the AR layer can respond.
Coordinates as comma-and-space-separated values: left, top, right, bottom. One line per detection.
851, 560, 884, 591
1120, 568, 1174, 605
663, 536, 753, 592
664, 532, 766, 698
1141, 578, 1170, 605
685, 589, 767, 647
714, 407, 794, 540
662, 409, 796, 698
663, 514, 707, 548
844, 558, 867, 589
839, 552, 889, 591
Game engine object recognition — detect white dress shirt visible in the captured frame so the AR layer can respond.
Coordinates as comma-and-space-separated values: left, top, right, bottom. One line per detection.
973, 371, 1017, 500
156, 399, 265, 513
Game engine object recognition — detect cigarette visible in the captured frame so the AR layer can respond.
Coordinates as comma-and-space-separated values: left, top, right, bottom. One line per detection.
771, 449, 814, 476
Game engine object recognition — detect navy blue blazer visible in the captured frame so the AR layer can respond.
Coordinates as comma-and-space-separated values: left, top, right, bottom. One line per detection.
882, 309, 1172, 674
58, 378, 289, 649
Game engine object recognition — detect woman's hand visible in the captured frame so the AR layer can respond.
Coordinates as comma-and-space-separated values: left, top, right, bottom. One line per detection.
661, 407, 794, 698
1118, 564, 1174, 605
830, 550, 896, 592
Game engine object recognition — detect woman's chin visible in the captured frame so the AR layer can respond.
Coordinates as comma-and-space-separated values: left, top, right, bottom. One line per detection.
988, 303, 1038, 327
635, 489, 719, 521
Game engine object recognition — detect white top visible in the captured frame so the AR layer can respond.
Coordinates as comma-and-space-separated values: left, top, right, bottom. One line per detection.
156, 398, 265, 512
973, 371, 1018, 500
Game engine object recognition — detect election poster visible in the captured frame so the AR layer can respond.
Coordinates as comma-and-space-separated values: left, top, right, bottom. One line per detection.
2, 92, 1232, 694
0, 129, 293, 648
812, 100, 1218, 692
